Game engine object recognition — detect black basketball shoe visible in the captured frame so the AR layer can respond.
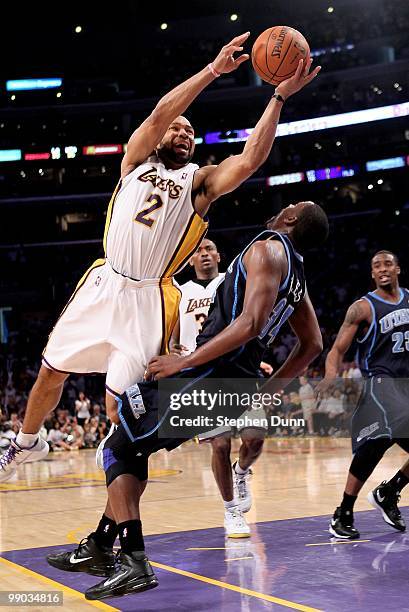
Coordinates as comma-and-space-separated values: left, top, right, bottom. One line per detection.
46, 534, 115, 577
367, 481, 406, 532
85, 551, 158, 600
329, 507, 360, 539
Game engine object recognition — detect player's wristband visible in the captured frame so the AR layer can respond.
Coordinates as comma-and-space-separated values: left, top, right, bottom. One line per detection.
207, 63, 221, 78
272, 92, 285, 104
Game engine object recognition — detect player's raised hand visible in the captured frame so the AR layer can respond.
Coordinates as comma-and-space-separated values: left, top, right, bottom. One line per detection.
212, 32, 250, 74
276, 58, 321, 99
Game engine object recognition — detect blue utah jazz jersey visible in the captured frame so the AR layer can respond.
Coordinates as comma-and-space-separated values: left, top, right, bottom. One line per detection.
357, 288, 409, 378
196, 230, 306, 376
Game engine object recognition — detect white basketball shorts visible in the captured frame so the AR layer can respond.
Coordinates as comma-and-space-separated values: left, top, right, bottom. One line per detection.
42, 259, 180, 394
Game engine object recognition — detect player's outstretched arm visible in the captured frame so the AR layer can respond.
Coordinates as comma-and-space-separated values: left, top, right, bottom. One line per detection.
147, 240, 285, 379
316, 298, 371, 395
262, 293, 322, 395
194, 58, 321, 212
120, 33, 250, 178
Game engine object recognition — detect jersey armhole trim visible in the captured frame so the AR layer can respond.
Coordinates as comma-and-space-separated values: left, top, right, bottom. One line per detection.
276, 235, 291, 292
356, 297, 375, 344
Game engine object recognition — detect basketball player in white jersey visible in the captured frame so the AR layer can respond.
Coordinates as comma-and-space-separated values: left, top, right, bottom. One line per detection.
171, 238, 225, 355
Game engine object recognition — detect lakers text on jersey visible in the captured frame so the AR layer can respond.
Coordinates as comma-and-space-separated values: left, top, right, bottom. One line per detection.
179, 274, 225, 353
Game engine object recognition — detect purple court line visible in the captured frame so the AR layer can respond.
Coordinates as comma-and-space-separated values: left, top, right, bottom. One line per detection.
3, 510, 409, 611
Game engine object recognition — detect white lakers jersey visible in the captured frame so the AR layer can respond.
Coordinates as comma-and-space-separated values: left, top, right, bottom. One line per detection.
104, 155, 208, 279
179, 274, 225, 352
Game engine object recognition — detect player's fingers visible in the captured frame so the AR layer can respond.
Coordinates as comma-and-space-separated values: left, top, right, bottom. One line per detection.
294, 58, 304, 80
306, 65, 321, 82
235, 54, 250, 65
227, 45, 243, 54
230, 32, 250, 45
303, 56, 313, 77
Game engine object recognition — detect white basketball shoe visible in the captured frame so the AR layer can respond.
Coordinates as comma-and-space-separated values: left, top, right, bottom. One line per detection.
0, 437, 49, 482
224, 507, 251, 538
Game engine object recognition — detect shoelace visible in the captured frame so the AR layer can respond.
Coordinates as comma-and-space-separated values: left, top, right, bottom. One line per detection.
236, 471, 251, 498
114, 549, 122, 564
0, 443, 22, 470
229, 508, 245, 522
72, 537, 90, 559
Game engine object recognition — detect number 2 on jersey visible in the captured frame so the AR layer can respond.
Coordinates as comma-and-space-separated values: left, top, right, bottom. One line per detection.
135, 193, 164, 228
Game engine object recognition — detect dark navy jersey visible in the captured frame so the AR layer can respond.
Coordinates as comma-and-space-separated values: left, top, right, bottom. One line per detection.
357, 288, 409, 378
196, 230, 306, 376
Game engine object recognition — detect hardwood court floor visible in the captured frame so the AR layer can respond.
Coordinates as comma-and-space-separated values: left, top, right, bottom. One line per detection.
1, 438, 409, 611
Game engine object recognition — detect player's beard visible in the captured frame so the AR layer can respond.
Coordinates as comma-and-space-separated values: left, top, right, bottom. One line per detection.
157, 144, 193, 167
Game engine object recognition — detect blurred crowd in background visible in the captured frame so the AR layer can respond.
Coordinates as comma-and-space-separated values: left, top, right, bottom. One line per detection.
1, 0, 408, 452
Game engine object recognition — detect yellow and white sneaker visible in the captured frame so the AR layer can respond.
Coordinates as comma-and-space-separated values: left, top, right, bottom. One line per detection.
224, 507, 251, 538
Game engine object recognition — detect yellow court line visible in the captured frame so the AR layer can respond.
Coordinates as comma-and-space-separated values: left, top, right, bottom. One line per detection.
66, 525, 97, 544
150, 560, 322, 612
305, 540, 371, 547
225, 556, 253, 562
0, 557, 118, 611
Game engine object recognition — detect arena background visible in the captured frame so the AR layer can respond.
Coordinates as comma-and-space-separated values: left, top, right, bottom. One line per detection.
1, 0, 408, 418
1, 3, 409, 609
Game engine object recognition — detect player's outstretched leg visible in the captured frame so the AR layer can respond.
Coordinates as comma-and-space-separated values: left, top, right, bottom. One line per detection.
329, 478, 361, 539
47, 513, 117, 576
0, 366, 68, 482
85, 472, 158, 600
233, 432, 264, 513
330, 439, 395, 539
210, 435, 250, 538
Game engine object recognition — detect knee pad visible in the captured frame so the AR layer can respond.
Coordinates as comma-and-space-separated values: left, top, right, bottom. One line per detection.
350, 439, 392, 482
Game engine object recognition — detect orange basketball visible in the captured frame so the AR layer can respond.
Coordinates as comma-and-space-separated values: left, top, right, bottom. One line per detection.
251, 26, 310, 85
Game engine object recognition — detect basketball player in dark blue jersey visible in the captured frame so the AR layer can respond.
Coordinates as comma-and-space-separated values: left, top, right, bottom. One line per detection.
47, 201, 329, 600
317, 251, 409, 539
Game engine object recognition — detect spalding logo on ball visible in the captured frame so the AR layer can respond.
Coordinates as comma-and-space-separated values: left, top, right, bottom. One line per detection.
252, 26, 310, 85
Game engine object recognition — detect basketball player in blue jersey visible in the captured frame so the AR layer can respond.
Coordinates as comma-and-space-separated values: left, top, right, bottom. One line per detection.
47, 201, 328, 600
0, 33, 320, 488
172, 239, 270, 538
317, 251, 409, 539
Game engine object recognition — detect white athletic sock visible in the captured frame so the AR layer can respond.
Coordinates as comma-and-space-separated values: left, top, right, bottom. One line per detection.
16, 431, 38, 448
224, 499, 238, 511
234, 461, 248, 476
